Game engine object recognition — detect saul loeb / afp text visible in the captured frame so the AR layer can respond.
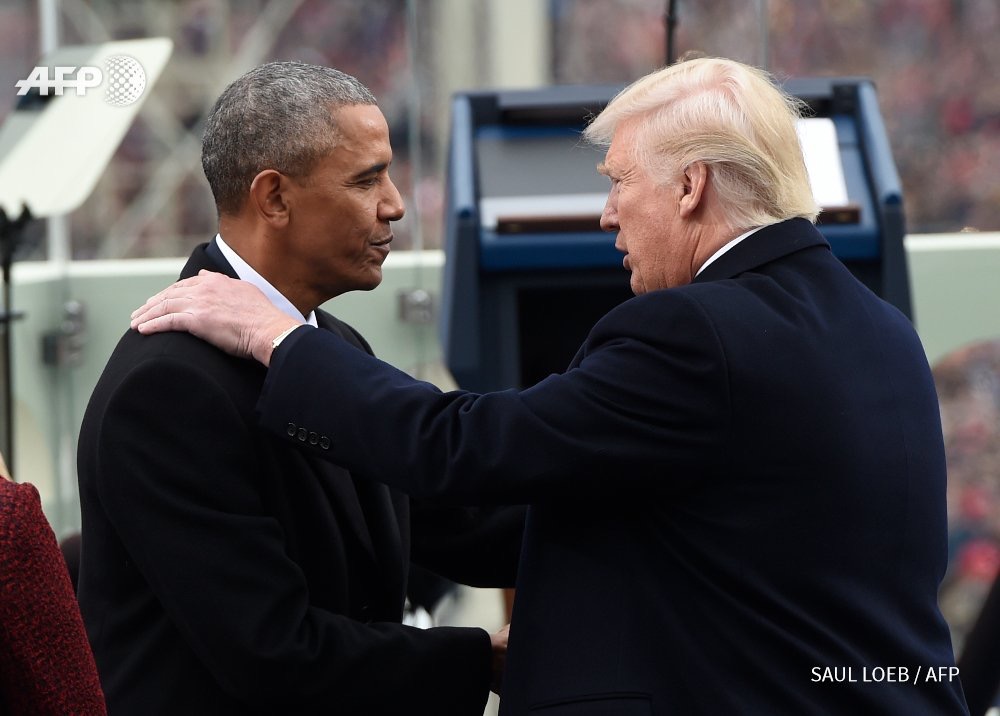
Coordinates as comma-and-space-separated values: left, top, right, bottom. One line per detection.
811, 666, 961, 684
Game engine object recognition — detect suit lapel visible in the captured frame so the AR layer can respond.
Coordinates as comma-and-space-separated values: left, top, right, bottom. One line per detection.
181, 241, 238, 280
694, 218, 829, 283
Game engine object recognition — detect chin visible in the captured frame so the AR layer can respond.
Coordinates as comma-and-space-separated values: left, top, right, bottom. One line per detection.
350, 266, 383, 291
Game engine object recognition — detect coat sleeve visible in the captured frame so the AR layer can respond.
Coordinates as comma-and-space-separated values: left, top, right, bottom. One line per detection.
410, 501, 525, 588
334, 312, 526, 589
258, 292, 731, 504
95, 356, 493, 714
0, 481, 107, 715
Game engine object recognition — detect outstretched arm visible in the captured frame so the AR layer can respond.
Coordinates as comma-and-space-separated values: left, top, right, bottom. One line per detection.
132, 272, 729, 504
256, 293, 728, 504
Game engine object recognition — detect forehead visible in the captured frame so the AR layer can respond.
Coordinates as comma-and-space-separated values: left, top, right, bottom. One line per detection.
603, 117, 642, 172
331, 103, 389, 139
326, 104, 392, 158
313, 103, 392, 177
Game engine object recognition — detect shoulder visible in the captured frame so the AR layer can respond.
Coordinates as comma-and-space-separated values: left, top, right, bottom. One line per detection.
83, 328, 263, 439
0, 481, 56, 579
316, 309, 375, 355
0, 480, 43, 536
100, 325, 262, 391
109, 323, 240, 365
590, 287, 728, 350
606, 286, 720, 317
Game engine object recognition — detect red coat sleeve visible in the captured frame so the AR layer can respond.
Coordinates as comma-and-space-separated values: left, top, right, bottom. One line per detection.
0, 480, 107, 715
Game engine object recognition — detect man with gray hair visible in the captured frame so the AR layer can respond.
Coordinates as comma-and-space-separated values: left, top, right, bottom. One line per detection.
78, 61, 520, 715
133, 58, 967, 714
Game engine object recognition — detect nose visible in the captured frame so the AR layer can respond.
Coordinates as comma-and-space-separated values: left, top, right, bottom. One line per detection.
380, 177, 405, 222
600, 208, 618, 234
599, 185, 618, 233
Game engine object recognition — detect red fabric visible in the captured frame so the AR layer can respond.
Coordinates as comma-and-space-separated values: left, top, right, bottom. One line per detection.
0, 480, 106, 715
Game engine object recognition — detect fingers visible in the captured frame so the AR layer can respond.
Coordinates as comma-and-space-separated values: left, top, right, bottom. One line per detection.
126, 272, 273, 359
133, 309, 193, 336
131, 296, 192, 332
130, 295, 163, 324
130, 276, 201, 323
490, 625, 509, 695
129, 272, 234, 330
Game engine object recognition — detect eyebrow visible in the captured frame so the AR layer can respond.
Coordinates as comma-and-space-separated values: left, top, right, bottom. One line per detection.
351, 162, 389, 181
596, 162, 609, 176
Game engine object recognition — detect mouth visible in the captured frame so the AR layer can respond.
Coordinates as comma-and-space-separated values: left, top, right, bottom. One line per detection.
371, 235, 393, 248
622, 254, 631, 271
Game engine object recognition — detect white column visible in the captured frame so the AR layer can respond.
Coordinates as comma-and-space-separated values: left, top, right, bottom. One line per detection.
39, 0, 71, 265
487, 0, 550, 88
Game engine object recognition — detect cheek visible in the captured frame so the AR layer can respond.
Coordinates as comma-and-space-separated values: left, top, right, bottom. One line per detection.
628, 216, 661, 256
635, 230, 676, 286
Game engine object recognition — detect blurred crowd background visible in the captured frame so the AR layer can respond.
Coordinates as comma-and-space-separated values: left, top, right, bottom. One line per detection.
1, 0, 998, 261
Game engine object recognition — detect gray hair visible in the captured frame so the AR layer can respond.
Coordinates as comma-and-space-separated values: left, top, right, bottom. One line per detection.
201, 61, 377, 215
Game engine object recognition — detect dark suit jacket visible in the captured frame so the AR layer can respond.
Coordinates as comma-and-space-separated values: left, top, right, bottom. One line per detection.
76, 243, 522, 715
257, 219, 969, 715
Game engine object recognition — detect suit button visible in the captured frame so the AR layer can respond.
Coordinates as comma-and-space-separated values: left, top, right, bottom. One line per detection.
297, 427, 308, 442
359, 604, 371, 622
286, 423, 297, 437
319, 436, 330, 450
308, 431, 318, 445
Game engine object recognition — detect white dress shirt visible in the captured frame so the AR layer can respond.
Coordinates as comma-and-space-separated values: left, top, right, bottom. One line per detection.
695, 225, 769, 277
214, 234, 318, 327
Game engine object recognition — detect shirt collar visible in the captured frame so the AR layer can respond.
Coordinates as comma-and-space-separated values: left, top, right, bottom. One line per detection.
213, 234, 318, 327
695, 224, 768, 277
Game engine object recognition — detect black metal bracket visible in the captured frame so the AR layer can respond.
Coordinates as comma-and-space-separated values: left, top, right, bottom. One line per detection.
0, 204, 35, 471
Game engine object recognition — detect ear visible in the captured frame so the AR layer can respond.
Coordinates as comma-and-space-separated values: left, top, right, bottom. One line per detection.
678, 161, 708, 218
248, 169, 290, 228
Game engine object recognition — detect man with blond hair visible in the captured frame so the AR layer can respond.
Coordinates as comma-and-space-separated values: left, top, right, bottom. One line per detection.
133, 58, 968, 715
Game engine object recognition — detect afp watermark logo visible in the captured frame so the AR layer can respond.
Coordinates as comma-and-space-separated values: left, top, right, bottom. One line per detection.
15, 55, 147, 107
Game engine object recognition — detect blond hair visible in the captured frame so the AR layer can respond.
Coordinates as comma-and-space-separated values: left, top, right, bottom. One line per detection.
584, 57, 819, 229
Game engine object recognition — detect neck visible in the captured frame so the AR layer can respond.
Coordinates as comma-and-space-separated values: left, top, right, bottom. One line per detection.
217, 215, 318, 317
689, 223, 733, 275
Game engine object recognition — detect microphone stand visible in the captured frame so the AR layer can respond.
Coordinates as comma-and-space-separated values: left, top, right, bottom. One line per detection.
0, 205, 32, 474
664, 0, 679, 65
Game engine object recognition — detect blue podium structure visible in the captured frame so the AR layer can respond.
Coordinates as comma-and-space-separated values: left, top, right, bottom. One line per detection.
441, 79, 911, 392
